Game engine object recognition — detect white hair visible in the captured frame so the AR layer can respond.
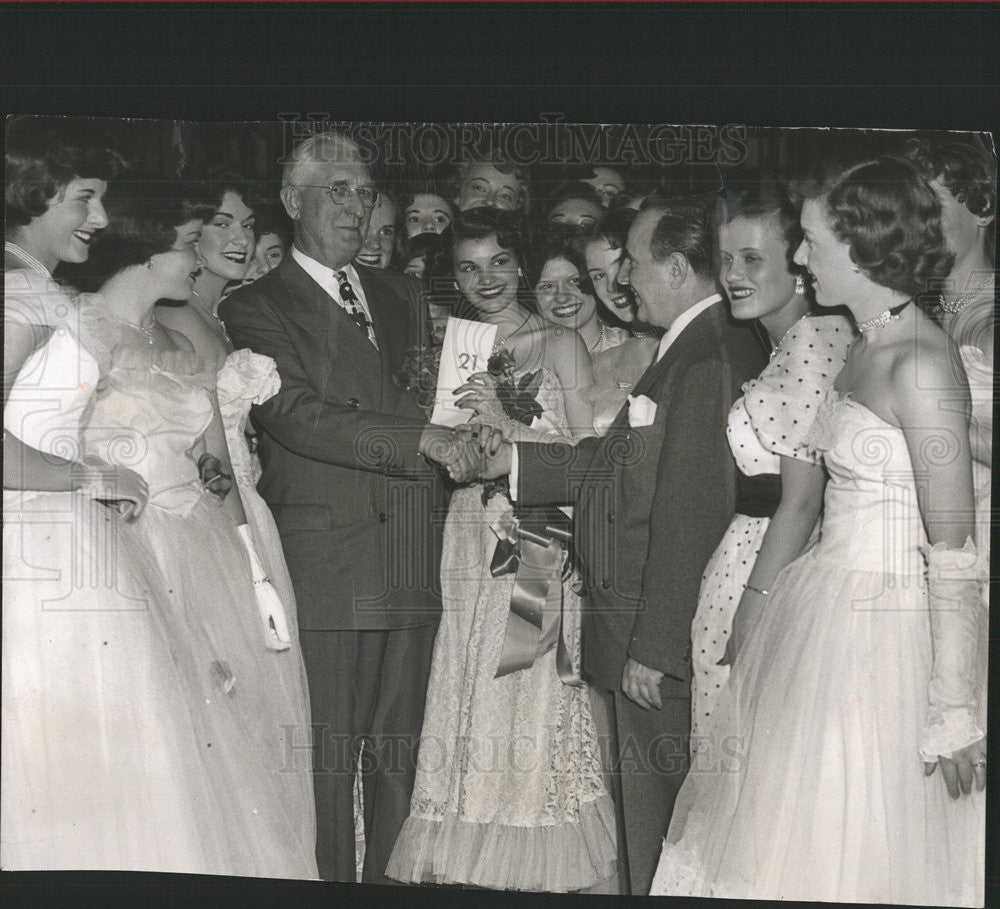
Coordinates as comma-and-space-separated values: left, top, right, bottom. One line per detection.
281, 131, 364, 189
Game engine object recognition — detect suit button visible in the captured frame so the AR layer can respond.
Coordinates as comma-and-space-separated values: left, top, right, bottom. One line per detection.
607, 512, 615, 524
601, 579, 611, 589
378, 512, 389, 523
348, 398, 360, 408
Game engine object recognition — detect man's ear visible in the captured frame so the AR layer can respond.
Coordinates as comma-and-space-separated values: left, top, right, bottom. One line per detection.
976, 209, 995, 229
669, 252, 690, 288
280, 185, 301, 221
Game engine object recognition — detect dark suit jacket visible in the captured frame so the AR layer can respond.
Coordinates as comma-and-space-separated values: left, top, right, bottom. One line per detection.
518, 299, 767, 692
219, 256, 444, 632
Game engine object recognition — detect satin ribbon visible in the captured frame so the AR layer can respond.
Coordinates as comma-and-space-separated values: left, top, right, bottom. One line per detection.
490, 508, 583, 687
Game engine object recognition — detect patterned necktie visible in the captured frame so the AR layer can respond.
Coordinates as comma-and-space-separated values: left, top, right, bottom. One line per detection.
336, 270, 378, 349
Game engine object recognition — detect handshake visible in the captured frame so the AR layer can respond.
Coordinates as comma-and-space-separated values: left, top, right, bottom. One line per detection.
418, 423, 513, 485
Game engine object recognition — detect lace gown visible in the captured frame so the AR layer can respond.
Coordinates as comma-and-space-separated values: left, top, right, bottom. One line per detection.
80, 307, 317, 879
651, 390, 985, 905
2, 274, 229, 872
690, 315, 850, 743
386, 369, 616, 892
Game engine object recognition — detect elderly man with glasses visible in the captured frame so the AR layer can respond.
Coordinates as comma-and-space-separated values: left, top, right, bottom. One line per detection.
221, 131, 463, 883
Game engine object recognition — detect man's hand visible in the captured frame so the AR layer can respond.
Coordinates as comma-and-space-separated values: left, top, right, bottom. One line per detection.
419, 424, 484, 484
455, 423, 513, 479
621, 657, 665, 710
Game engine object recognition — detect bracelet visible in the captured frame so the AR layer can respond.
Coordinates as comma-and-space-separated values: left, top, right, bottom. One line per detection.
253, 576, 273, 587
744, 583, 771, 597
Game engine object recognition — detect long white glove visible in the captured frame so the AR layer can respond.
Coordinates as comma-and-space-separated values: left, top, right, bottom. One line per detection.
918, 538, 986, 762
237, 523, 292, 652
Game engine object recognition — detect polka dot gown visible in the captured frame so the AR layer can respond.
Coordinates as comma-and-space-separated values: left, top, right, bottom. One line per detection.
689, 314, 851, 748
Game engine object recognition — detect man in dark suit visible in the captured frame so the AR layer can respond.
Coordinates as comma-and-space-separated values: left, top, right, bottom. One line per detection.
472, 194, 767, 893
220, 132, 462, 883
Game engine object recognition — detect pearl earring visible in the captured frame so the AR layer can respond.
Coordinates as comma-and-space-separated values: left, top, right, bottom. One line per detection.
794, 274, 806, 295
147, 260, 154, 269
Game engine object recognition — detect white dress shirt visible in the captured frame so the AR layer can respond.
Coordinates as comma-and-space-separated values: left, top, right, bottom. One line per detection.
655, 292, 722, 362
509, 292, 723, 501
291, 245, 374, 327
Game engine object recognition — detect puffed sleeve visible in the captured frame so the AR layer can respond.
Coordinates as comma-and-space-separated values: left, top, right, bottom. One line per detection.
742, 313, 851, 463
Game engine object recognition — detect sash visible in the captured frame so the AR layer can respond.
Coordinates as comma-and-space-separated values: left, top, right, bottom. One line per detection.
489, 507, 583, 687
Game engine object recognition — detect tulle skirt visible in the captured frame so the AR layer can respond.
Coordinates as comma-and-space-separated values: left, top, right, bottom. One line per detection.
132, 494, 318, 879
2, 492, 230, 872
652, 547, 985, 906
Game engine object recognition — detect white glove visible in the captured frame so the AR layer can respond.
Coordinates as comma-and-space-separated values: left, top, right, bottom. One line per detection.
237, 523, 292, 652
918, 538, 986, 762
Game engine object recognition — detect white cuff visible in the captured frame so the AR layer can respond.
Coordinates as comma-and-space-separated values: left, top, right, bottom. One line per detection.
508, 443, 519, 503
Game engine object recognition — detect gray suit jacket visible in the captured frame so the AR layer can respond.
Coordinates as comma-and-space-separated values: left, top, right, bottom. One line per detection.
219, 256, 444, 632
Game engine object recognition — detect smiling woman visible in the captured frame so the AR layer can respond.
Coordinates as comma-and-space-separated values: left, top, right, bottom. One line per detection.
4, 115, 124, 276
386, 208, 615, 893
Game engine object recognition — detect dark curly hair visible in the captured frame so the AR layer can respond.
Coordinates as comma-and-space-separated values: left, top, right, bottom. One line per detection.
438, 207, 531, 318
820, 156, 954, 298
71, 177, 215, 291
524, 227, 597, 299
718, 179, 804, 272
5, 116, 127, 230
184, 170, 267, 230
903, 136, 996, 219
586, 206, 636, 252
541, 181, 605, 227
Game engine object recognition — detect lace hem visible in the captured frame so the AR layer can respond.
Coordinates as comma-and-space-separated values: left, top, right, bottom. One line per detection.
385, 794, 617, 892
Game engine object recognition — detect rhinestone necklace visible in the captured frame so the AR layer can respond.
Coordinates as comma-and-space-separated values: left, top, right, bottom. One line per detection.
938, 273, 994, 315
856, 299, 911, 334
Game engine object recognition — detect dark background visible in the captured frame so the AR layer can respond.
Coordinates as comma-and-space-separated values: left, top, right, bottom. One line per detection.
2, 3, 997, 908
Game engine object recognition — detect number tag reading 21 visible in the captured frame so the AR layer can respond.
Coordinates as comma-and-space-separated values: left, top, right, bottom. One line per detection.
429, 317, 498, 427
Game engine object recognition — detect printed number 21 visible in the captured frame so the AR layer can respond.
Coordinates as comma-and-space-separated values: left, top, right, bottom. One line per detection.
457, 352, 480, 371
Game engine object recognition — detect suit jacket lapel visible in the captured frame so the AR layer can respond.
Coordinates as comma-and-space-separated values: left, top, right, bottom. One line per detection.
605, 300, 728, 433
278, 257, 382, 379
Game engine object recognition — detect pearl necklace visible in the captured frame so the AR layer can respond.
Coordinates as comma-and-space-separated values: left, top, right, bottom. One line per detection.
856, 299, 911, 334
4, 242, 51, 277
938, 273, 994, 315
587, 323, 607, 353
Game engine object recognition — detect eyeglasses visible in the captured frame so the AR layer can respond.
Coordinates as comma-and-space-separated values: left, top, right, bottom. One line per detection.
295, 182, 380, 210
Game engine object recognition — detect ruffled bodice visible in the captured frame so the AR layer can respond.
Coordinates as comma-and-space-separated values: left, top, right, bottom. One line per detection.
728, 314, 851, 476
216, 348, 282, 487
85, 344, 216, 516
806, 389, 926, 575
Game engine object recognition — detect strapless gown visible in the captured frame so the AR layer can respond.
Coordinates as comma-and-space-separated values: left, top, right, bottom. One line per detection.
651, 390, 984, 906
81, 308, 317, 878
2, 274, 230, 872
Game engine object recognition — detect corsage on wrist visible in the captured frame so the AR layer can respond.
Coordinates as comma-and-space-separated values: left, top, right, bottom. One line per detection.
198, 452, 233, 501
